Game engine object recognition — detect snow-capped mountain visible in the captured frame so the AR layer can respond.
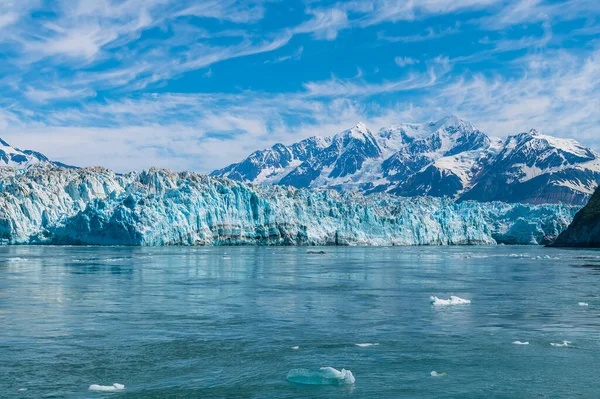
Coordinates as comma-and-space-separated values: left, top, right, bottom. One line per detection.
0, 138, 51, 167
212, 116, 600, 205
0, 137, 73, 169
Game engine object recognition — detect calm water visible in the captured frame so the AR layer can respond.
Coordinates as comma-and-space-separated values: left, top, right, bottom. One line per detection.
1, 246, 600, 398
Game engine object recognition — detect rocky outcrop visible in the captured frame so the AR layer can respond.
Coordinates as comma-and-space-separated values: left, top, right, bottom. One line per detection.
552, 187, 600, 247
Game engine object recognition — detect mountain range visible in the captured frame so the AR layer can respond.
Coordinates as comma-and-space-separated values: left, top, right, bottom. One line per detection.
0, 138, 73, 169
0, 138, 51, 168
211, 116, 600, 205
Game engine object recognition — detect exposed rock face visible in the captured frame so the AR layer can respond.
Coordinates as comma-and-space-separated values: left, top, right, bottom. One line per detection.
552, 187, 600, 247
0, 164, 578, 246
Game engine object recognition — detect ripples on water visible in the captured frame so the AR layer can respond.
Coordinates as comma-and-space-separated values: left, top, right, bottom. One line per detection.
1, 246, 599, 398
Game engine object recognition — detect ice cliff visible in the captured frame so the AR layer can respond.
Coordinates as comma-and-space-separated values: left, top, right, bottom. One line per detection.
0, 165, 578, 246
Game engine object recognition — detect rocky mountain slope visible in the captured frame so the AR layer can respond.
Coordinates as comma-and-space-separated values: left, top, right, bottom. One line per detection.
0, 164, 577, 246
0, 138, 51, 167
212, 116, 600, 205
0, 138, 71, 168
552, 187, 600, 247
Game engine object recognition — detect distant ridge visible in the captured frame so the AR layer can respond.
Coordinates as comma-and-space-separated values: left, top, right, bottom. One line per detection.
0, 138, 73, 169
212, 116, 600, 205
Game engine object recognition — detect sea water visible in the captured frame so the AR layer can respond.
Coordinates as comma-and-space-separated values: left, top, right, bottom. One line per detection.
1, 246, 599, 398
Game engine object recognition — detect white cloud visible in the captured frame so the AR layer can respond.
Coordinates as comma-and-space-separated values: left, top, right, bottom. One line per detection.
378, 25, 459, 43
0, 0, 599, 175
0, 12, 18, 29
479, 0, 600, 29
394, 56, 419, 67
293, 7, 350, 40
24, 86, 96, 103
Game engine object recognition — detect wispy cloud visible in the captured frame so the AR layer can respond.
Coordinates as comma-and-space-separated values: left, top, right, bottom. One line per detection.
479, 0, 600, 29
293, 7, 350, 40
394, 56, 419, 67
0, 0, 599, 174
24, 86, 96, 103
378, 25, 460, 43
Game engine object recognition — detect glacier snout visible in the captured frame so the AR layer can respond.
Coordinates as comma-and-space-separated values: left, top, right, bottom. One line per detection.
0, 165, 578, 246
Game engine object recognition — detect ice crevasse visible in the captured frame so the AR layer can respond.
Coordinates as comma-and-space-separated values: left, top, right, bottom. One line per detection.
0, 164, 578, 246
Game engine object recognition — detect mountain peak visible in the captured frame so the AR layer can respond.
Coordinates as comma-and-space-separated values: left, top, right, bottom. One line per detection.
212, 119, 600, 206
431, 115, 473, 131
0, 137, 54, 168
354, 121, 369, 131
335, 122, 373, 143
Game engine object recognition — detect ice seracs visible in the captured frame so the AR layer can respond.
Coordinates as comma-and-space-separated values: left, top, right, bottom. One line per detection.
0, 164, 578, 246
212, 116, 600, 205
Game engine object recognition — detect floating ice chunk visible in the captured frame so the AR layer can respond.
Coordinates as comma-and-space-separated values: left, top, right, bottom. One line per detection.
430, 296, 471, 306
430, 371, 447, 377
291, 346, 300, 350
355, 343, 379, 347
287, 367, 355, 385
550, 341, 571, 347
578, 302, 589, 306
512, 341, 529, 345
89, 383, 125, 392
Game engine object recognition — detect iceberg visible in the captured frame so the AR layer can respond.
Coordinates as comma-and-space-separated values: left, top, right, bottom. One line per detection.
430, 371, 448, 377
550, 341, 572, 347
430, 296, 471, 306
512, 341, 529, 345
0, 164, 578, 246
89, 383, 125, 392
286, 367, 355, 385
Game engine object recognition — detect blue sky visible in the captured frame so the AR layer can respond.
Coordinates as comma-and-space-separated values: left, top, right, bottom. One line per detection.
0, 0, 598, 172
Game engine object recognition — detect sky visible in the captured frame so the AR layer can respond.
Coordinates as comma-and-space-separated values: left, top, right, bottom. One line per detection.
0, 0, 598, 172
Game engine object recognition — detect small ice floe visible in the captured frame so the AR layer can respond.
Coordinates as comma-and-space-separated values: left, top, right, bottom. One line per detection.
430, 371, 448, 377
430, 296, 471, 306
89, 383, 125, 392
512, 341, 529, 345
578, 302, 589, 307
533, 255, 559, 260
287, 367, 355, 385
291, 346, 300, 350
509, 254, 528, 258
355, 343, 379, 347
550, 341, 571, 347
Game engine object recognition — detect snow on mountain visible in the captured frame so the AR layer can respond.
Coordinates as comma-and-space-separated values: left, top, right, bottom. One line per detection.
461, 129, 600, 204
0, 138, 52, 167
0, 164, 578, 246
212, 117, 600, 205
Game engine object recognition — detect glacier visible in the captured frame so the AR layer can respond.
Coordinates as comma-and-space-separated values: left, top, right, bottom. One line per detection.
0, 164, 578, 246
